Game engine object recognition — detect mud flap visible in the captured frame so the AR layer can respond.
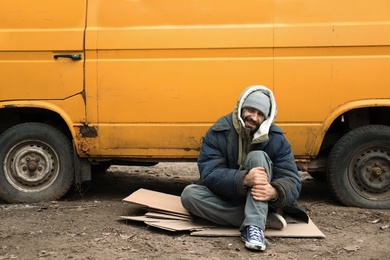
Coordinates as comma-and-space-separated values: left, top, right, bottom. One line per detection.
73, 144, 91, 186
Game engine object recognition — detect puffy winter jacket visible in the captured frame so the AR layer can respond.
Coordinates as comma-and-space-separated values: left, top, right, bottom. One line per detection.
197, 86, 302, 209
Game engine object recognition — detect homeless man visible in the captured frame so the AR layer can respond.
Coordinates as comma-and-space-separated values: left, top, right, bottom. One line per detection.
181, 85, 305, 251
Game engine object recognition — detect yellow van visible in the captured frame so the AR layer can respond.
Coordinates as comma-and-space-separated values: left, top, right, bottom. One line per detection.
1, 0, 389, 208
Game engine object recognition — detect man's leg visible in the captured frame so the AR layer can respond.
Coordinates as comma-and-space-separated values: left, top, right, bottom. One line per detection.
181, 151, 273, 229
181, 184, 245, 227
240, 150, 273, 231
239, 151, 273, 251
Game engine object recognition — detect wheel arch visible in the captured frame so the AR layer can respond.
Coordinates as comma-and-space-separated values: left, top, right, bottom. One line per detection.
312, 100, 390, 157
0, 101, 78, 141
306, 100, 390, 173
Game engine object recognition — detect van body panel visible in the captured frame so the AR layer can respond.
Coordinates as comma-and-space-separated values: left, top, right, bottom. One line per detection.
0, 0, 86, 104
85, 0, 274, 157
2, 0, 390, 160
273, 0, 390, 156
0, 52, 85, 100
0, 0, 86, 51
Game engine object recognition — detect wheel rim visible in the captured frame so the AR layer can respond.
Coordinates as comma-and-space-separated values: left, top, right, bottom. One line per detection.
3, 140, 60, 193
350, 144, 390, 201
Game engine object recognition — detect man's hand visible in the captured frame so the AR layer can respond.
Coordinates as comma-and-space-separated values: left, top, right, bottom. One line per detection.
243, 167, 278, 201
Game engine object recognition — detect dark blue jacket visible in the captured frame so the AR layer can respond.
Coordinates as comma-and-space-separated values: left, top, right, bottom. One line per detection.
197, 113, 302, 209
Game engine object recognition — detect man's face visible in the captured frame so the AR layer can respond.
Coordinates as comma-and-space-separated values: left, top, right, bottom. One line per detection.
241, 107, 265, 133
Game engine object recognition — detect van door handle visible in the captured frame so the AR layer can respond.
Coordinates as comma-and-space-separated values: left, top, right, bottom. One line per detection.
53, 54, 82, 61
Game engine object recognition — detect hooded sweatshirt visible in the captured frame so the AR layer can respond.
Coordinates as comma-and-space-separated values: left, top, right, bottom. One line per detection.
197, 85, 302, 209
232, 85, 278, 167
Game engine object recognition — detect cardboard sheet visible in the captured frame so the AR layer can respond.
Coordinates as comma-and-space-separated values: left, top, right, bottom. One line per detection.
123, 188, 189, 215
145, 212, 191, 221
122, 188, 325, 238
191, 219, 325, 238
146, 219, 215, 232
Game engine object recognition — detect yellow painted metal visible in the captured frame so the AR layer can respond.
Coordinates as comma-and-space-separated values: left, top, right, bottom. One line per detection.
0, 0, 88, 157
273, 0, 390, 156
86, 0, 274, 158
0, 0, 86, 102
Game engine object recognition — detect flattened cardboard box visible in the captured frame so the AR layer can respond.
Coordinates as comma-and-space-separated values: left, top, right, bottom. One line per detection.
122, 188, 325, 238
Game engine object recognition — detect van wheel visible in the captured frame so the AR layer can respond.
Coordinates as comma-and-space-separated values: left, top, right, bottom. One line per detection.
327, 125, 390, 208
0, 123, 74, 203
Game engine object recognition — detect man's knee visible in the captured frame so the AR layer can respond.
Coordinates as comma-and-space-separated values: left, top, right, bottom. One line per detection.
180, 184, 199, 209
244, 151, 273, 178
245, 151, 271, 166
247, 150, 268, 162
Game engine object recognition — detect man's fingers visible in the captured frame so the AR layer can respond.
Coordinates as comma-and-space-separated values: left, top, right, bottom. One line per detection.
252, 174, 269, 185
251, 183, 275, 201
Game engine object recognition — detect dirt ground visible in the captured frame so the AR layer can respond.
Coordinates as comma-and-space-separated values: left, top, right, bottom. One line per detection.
0, 163, 389, 260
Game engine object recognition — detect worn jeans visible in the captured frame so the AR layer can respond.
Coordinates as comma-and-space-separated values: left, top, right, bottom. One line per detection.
181, 150, 273, 231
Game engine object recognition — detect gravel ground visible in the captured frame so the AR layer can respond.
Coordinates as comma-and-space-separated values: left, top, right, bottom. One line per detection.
0, 163, 389, 259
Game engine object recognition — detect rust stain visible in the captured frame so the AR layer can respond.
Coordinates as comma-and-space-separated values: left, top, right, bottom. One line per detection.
188, 136, 202, 150
74, 125, 99, 156
79, 125, 98, 138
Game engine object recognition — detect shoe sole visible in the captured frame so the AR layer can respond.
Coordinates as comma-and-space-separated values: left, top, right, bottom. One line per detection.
241, 237, 266, 251
266, 212, 287, 230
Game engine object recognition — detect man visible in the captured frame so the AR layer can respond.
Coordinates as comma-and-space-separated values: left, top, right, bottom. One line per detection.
181, 85, 304, 251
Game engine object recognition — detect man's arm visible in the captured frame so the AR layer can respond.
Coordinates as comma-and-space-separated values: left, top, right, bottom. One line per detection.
266, 134, 302, 208
197, 128, 248, 198
243, 167, 278, 201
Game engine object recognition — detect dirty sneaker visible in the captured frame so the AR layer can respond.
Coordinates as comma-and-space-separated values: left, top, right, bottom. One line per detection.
266, 212, 287, 230
241, 225, 266, 251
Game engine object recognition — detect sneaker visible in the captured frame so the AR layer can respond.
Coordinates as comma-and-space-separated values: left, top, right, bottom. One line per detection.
266, 212, 287, 230
241, 225, 266, 251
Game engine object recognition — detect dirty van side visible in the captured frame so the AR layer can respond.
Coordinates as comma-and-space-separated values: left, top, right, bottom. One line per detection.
273, 1, 390, 208
0, 0, 88, 203
0, 0, 274, 203
0, 0, 390, 208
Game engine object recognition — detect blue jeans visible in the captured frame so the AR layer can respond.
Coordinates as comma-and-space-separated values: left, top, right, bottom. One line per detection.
181, 151, 273, 231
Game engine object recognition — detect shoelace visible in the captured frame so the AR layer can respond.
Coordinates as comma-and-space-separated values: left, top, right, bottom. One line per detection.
248, 226, 262, 241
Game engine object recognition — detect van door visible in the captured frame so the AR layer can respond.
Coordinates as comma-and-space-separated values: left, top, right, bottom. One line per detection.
0, 0, 86, 101
88, 0, 274, 159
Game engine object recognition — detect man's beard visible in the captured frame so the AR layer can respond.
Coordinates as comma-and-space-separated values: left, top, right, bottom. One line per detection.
244, 117, 260, 134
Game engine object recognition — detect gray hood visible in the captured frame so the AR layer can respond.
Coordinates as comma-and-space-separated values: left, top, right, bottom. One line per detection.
232, 85, 277, 166
233, 85, 277, 143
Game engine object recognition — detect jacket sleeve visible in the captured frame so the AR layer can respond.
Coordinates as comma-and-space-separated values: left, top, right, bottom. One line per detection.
197, 127, 247, 199
265, 132, 302, 208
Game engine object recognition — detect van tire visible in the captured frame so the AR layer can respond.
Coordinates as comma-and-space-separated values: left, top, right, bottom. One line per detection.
327, 125, 390, 208
0, 123, 74, 203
